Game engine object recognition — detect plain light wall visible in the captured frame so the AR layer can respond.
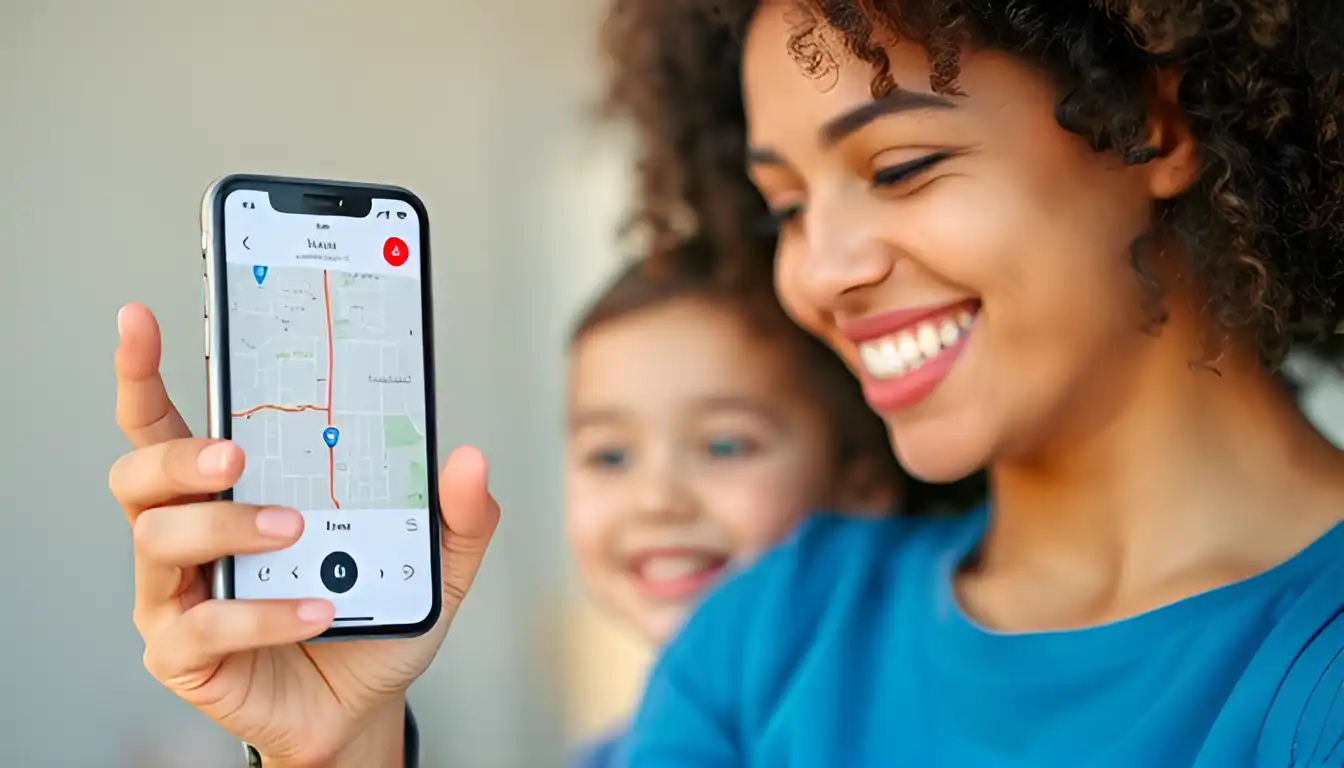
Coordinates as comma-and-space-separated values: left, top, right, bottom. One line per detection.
0, 1, 630, 765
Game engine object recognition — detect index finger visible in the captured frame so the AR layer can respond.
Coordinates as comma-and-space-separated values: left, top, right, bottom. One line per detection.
116, 303, 191, 448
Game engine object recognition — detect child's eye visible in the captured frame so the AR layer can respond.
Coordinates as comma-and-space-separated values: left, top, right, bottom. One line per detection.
705, 436, 757, 460
585, 448, 628, 470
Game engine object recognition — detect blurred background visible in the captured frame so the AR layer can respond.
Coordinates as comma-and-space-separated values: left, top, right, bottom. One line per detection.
2, 2, 1344, 766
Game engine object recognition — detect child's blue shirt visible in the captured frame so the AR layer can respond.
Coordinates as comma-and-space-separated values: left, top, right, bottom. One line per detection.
572, 729, 627, 768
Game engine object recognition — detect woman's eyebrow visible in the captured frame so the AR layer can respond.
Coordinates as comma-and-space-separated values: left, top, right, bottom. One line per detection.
819, 90, 957, 148
747, 89, 958, 167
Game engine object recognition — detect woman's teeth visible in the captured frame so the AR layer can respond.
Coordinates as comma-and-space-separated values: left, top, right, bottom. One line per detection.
858, 310, 975, 378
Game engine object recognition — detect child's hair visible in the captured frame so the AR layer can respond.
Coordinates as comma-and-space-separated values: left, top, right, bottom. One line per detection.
570, 238, 988, 516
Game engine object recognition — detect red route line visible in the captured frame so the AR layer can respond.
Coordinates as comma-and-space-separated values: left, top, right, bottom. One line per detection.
230, 269, 341, 510
324, 270, 340, 509
232, 403, 326, 417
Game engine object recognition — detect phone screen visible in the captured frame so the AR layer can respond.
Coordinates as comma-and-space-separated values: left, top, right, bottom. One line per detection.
212, 181, 438, 635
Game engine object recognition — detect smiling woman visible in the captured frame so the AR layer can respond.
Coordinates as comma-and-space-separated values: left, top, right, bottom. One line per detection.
602, 1, 1344, 765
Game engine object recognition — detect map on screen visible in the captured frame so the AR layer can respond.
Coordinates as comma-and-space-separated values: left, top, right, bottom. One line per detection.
226, 263, 430, 513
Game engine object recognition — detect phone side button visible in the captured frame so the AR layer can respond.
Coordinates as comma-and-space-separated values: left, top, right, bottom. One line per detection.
203, 314, 211, 357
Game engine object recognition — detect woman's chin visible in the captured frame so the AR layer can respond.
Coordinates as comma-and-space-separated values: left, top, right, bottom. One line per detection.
889, 428, 991, 485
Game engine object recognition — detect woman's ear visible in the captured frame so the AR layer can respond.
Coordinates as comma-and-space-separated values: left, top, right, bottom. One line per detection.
831, 456, 900, 518
1142, 70, 1201, 200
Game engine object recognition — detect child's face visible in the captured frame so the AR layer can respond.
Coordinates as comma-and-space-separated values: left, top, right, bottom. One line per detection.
566, 299, 860, 644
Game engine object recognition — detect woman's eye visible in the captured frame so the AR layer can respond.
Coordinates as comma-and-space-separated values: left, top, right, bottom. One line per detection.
754, 204, 803, 235
585, 448, 628, 470
705, 436, 757, 459
770, 204, 803, 226
872, 151, 951, 188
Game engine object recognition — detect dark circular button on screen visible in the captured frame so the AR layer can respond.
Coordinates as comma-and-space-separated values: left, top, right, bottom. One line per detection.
320, 551, 358, 594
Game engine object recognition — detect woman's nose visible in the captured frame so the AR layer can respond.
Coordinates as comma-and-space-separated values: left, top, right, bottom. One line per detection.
792, 195, 895, 311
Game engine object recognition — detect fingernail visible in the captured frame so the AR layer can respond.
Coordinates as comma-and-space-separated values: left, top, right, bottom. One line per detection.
117, 305, 128, 337
255, 508, 302, 539
297, 600, 334, 624
197, 442, 235, 475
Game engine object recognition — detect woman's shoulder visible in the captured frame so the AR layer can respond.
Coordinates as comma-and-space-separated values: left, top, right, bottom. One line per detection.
1263, 612, 1344, 766
1250, 538, 1344, 767
1195, 522, 1344, 767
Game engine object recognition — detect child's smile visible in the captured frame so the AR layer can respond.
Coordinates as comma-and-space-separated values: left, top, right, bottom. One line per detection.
621, 544, 732, 602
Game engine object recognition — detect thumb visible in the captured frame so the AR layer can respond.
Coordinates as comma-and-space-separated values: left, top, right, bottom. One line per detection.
115, 303, 191, 448
435, 446, 500, 612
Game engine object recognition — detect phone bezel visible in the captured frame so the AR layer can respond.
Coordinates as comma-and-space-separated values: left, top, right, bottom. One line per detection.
201, 173, 443, 641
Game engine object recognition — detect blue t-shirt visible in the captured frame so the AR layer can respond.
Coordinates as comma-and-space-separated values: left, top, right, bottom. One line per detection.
571, 728, 627, 768
624, 509, 1344, 766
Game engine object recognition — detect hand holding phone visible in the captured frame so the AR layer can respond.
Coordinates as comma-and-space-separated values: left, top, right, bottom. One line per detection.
104, 175, 503, 766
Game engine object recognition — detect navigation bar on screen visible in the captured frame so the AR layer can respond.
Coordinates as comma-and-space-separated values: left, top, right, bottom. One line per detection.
222, 189, 421, 279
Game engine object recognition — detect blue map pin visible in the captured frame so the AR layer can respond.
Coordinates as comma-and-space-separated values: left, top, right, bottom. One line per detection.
253, 265, 268, 285
322, 427, 340, 448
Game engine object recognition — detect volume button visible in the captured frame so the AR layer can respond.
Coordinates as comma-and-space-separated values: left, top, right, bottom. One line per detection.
202, 275, 209, 315
203, 314, 211, 358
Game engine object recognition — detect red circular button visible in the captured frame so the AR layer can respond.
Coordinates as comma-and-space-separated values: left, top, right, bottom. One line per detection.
382, 236, 409, 267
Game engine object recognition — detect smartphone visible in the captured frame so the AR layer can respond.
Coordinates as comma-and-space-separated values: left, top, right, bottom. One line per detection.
201, 174, 441, 639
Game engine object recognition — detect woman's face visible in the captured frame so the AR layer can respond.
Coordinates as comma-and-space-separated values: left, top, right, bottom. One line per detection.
565, 299, 876, 644
743, 4, 1188, 481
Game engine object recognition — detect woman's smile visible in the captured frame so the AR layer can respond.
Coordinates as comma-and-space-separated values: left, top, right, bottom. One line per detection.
841, 298, 980, 412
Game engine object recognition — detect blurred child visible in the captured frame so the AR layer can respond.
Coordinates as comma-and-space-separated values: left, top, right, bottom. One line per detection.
563, 243, 985, 765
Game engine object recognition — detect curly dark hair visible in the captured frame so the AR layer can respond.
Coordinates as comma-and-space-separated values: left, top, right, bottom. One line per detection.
601, 0, 1344, 369
571, 241, 989, 516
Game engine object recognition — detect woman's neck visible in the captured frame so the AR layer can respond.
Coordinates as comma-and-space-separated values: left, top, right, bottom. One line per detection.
984, 330, 1344, 611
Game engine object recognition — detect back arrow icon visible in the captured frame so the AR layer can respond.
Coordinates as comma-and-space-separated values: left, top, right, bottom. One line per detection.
291, 566, 299, 579
242, 236, 251, 250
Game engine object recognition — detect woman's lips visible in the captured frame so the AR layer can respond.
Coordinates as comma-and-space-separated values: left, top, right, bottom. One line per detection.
841, 300, 980, 413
